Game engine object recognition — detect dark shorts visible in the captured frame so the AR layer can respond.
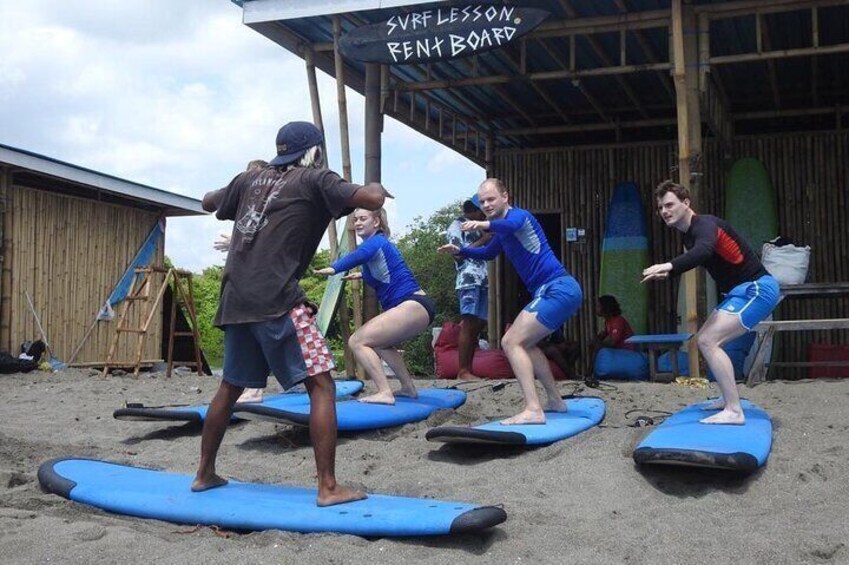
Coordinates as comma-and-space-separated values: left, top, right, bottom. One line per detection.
457, 286, 488, 320
222, 304, 336, 390
401, 293, 436, 325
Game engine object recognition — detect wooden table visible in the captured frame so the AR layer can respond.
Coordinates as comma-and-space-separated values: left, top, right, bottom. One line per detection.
625, 333, 694, 383
745, 318, 849, 386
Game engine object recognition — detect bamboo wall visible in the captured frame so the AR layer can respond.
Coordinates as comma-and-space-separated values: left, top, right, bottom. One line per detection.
1, 182, 164, 364
494, 130, 849, 377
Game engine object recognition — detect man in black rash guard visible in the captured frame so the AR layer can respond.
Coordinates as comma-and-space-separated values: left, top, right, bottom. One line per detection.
642, 180, 780, 425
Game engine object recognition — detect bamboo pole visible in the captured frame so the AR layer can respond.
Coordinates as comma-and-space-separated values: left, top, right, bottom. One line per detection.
363, 62, 382, 323
305, 47, 356, 376
333, 16, 363, 332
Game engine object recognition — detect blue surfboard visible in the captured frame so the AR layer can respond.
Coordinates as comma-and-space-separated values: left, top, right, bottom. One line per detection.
37, 458, 506, 536
599, 182, 649, 334
235, 388, 466, 432
113, 379, 364, 423
425, 397, 605, 446
633, 399, 772, 472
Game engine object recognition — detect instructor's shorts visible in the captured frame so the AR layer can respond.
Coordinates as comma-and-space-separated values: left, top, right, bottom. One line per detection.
222, 304, 336, 390
457, 286, 488, 320
524, 275, 583, 331
717, 274, 780, 330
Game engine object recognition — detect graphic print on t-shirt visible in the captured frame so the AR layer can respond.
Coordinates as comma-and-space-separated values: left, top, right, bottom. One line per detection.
235, 176, 288, 242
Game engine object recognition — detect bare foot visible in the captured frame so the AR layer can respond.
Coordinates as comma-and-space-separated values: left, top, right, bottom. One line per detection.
191, 473, 228, 492
544, 398, 567, 412
457, 370, 480, 381
357, 392, 396, 405
700, 398, 725, 411
501, 409, 546, 425
700, 408, 745, 425
317, 484, 368, 507
236, 389, 264, 403
396, 387, 418, 399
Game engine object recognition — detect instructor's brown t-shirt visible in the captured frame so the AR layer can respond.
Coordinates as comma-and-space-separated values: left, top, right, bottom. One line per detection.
211, 166, 358, 326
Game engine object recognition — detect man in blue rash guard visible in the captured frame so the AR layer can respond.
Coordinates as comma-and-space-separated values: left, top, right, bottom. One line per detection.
315, 208, 435, 405
439, 178, 583, 425
642, 180, 780, 425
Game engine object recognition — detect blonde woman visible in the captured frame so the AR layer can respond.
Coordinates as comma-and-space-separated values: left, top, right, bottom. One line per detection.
315, 208, 434, 405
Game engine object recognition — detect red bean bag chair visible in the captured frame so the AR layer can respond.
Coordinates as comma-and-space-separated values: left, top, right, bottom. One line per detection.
433, 322, 568, 380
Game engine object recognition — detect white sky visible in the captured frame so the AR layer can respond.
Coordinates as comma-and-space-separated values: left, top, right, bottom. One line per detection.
0, 0, 484, 272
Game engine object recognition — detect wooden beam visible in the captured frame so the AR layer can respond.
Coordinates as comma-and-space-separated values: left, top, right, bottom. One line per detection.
493, 43, 572, 124
613, 0, 676, 101
502, 117, 675, 136
697, 0, 846, 18
759, 14, 782, 110
559, 0, 649, 119
395, 62, 672, 91
672, 0, 702, 380
710, 42, 849, 65
532, 9, 669, 38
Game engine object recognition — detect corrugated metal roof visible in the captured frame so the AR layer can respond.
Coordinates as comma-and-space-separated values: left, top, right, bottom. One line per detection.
0, 144, 206, 217
233, 0, 849, 159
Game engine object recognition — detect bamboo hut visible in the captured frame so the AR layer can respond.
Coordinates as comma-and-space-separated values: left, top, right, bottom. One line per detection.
230, 0, 849, 378
0, 144, 206, 366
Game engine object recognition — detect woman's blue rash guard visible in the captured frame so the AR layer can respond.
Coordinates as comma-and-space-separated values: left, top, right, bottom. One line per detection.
459, 208, 569, 293
331, 232, 422, 310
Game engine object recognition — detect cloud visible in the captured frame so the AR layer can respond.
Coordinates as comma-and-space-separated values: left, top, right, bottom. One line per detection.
0, 0, 483, 272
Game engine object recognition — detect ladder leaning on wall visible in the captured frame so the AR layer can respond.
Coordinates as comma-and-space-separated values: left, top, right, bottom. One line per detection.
101, 266, 203, 378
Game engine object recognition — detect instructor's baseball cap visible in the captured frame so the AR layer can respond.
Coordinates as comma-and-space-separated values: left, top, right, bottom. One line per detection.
462, 193, 481, 213
269, 121, 324, 167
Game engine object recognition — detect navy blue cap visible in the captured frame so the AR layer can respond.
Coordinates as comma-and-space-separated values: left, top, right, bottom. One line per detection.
463, 193, 481, 212
269, 121, 323, 167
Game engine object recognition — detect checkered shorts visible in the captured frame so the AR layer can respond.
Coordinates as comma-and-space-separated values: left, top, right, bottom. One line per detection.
222, 304, 336, 390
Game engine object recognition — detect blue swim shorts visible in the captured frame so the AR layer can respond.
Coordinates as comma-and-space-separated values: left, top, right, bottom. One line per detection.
524, 275, 583, 331
222, 304, 336, 390
717, 274, 781, 330
457, 286, 488, 320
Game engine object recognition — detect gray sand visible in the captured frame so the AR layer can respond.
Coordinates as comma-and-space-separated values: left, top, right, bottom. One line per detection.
1, 369, 847, 564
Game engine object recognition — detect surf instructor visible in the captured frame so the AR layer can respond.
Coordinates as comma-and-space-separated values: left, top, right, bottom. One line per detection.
642, 180, 780, 425
193, 121, 390, 506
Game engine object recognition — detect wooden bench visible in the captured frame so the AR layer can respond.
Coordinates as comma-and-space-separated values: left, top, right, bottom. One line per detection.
625, 333, 693, 383
745, 319, 849, 386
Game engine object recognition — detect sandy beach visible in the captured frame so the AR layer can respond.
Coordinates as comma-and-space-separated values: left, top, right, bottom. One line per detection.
1, 368, 847, 564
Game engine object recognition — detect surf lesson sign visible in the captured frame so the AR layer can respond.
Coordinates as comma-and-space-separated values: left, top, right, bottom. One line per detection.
338, 4, 550, 65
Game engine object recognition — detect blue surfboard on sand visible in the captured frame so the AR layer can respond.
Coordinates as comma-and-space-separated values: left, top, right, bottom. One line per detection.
425, 397, 605, 446
113, 379, 364, 423
38, 458, 506, 536
235, 388, 466, 432
633, 399, 772, 472
599, 182, 649, 334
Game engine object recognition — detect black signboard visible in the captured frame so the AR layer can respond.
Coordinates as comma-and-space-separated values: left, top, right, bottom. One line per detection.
338, 4, 550, 64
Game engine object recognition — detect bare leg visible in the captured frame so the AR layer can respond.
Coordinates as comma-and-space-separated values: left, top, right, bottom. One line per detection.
697, 311, 748, 425
305, 373, 367, 506
376, 347, 417, 398
500, 310, 560, 425
192, 380, 243, 492
540, 342, 575, 379
528, 345, 567, 412
349, 300, 430, 405
457, 315, 484, 380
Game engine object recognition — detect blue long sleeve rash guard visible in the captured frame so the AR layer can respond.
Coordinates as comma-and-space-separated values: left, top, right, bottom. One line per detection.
331, 232, 422, 310
459, 208, 568, 293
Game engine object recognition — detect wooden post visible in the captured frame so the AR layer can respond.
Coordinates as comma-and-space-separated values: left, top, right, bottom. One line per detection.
305, 48, 355, 376
672, 0, 703, 379
333, 16, 363, 333
0, 166, 7, 350
363, 62, 382, 322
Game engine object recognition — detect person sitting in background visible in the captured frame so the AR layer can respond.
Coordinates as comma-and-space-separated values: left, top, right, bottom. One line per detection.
538, 327, 580, 379
588, 295, 635, 376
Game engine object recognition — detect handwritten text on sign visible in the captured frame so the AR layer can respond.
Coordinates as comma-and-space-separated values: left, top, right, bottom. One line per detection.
338, 5, 548, 65
387, 5, 519, 63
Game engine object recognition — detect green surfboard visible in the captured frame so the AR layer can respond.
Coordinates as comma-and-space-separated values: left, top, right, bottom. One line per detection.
599, 182, 649, 334
725, 158, 779, 257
